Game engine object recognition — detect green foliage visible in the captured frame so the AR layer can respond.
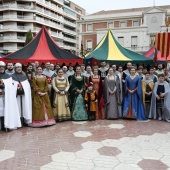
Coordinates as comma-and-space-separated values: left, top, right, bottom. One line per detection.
25, 30, 33, 45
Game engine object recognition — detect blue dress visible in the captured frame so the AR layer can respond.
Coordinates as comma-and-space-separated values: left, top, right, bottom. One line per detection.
122, 76, 147, 120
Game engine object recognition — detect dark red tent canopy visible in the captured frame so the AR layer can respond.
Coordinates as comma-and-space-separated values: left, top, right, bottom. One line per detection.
3, 26, 82, 65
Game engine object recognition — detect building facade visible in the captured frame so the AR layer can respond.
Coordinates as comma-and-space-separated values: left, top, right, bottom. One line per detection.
0, 0, 85, 55
78, 5, 170, 55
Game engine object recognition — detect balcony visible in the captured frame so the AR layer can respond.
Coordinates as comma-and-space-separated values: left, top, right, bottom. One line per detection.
64, 20, 76, 28
0, 4, 35, 10
63, 12, 76, 20
0, 25, 41, 32
36, 0, 63, 13
0, 47, 23, 53
63, 45, 76, 51
63, 28, 76, 36
63, 37, 76, 43
0, 15, 34, 21
50, 31, 63, 39
0, 36, 26, 42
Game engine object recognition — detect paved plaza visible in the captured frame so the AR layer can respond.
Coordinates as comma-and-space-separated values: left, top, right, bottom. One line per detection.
0, 120, 170, 170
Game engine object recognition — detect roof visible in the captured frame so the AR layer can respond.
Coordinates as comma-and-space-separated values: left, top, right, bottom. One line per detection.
89, 5, 170, 16
3, 26, 82, 65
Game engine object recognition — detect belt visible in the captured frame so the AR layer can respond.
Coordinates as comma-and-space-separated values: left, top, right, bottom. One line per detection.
0, 92, 3, 95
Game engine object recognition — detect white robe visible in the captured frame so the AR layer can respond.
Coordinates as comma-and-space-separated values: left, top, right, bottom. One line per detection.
13, 80, 32, 124
2, 78, 21, 129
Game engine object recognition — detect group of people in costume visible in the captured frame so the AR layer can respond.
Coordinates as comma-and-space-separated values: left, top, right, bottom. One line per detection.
0, 60, 170, 132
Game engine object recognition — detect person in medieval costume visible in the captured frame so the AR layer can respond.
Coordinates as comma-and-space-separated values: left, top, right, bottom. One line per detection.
29, 66, 55, 127
155, 64, 164, 76
149, 67, 158, 83
52, 68, 71, 122
5, 62, 15, 75
70, 66, 88, 121
122, 62, 132, 82
149, 74, 170, 122
89, 67, 104, 119
84, 82, 97, 121
122, 68, 147, 120
141, 72, 154, 117
11, 63, 32, 126
0, 61, 21, 131
104, 68, 121, 119
98, 61, 109, 81
42, 62, 55, 97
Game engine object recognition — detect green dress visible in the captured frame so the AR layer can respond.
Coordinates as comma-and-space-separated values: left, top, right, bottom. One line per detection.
70, 75, 88, 121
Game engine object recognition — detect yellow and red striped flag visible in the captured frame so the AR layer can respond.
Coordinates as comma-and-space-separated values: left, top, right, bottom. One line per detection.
155, 32, 170, 59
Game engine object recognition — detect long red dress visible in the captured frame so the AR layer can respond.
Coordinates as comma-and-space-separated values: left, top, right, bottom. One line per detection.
89, 75, 104, 119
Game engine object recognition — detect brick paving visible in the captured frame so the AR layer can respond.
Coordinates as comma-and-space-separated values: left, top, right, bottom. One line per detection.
0, 120, 170, 170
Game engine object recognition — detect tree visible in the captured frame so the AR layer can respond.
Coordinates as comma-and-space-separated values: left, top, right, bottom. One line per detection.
25, 30, 33, 46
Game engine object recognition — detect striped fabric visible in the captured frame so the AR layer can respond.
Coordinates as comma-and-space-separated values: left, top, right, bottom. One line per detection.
155, 32, 170, 59
85, 30, 152, 64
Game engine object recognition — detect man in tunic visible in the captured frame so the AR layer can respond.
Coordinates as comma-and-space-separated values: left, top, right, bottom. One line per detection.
138, 66, 144, 80
66, 64, 75, 77
122, 62, 132, 81
155, 64, 164, 75
5, 62, 15, 75
142, 72, 154, 117
12, 63, 32, 126
98, 61, 108, 80
42, 62, 55, 96
149, 74, 170, 122
112, 64, 119, 76
0, 61, 21, 131
81, 64, 86, 76
149, 67, 158, 83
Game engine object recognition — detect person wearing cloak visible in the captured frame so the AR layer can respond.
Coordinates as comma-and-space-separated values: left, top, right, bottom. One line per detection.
122, 68, 147, 120
84, 82, 97, 121
149, 74, 170, 122
70, 65, 88, 121
11, 63, 32, 126
29, 66, 55, 127
141, 72, 154, 117
52, 68, 71, 122
155, 64, 164, 76
5, 62, 15, 75
0, 61, 21, 131
42, 62, 55, 97
98, 61, 108, 81
104, 68, 121, 119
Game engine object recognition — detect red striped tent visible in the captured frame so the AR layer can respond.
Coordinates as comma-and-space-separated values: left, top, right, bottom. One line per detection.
144, 46, 170, 62
2, 26, 82, 65
155, 32, 170, 60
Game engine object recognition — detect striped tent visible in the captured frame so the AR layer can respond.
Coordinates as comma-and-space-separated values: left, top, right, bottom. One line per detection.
144, 46, 170, 63
85, 30, 152, 64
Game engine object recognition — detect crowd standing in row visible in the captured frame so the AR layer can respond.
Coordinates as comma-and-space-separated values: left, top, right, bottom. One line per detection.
0, 60, 170, 132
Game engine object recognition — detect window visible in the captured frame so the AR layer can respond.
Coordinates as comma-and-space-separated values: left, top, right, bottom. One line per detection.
87, 24, 92, 31
133, 21, 139, 27
108, 22, 113, 28
120, 21, 126, 28
86, 40, 92, 50
118, 37, 124, 47
131, 36, 138, 50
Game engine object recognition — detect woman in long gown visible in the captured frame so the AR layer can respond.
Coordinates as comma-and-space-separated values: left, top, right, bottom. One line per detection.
122, 68, 147, 120
70, 66, 88, 121
89, 67, 104, 119
104, 68, 120, 119
30, 66, 55, 127
52, 69, 71, 122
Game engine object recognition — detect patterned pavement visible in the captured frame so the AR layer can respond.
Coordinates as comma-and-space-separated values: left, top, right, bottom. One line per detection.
0, 120, 170, 170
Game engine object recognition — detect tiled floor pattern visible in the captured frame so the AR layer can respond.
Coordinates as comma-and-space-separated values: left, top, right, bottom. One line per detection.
0, 120, 170, 170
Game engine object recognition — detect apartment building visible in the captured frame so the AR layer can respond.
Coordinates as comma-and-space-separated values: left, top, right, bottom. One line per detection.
0, 0, 85, 55
78, 5, 170, 55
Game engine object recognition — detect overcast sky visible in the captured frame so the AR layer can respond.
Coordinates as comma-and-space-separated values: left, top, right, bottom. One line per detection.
71, 0, 170, 14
